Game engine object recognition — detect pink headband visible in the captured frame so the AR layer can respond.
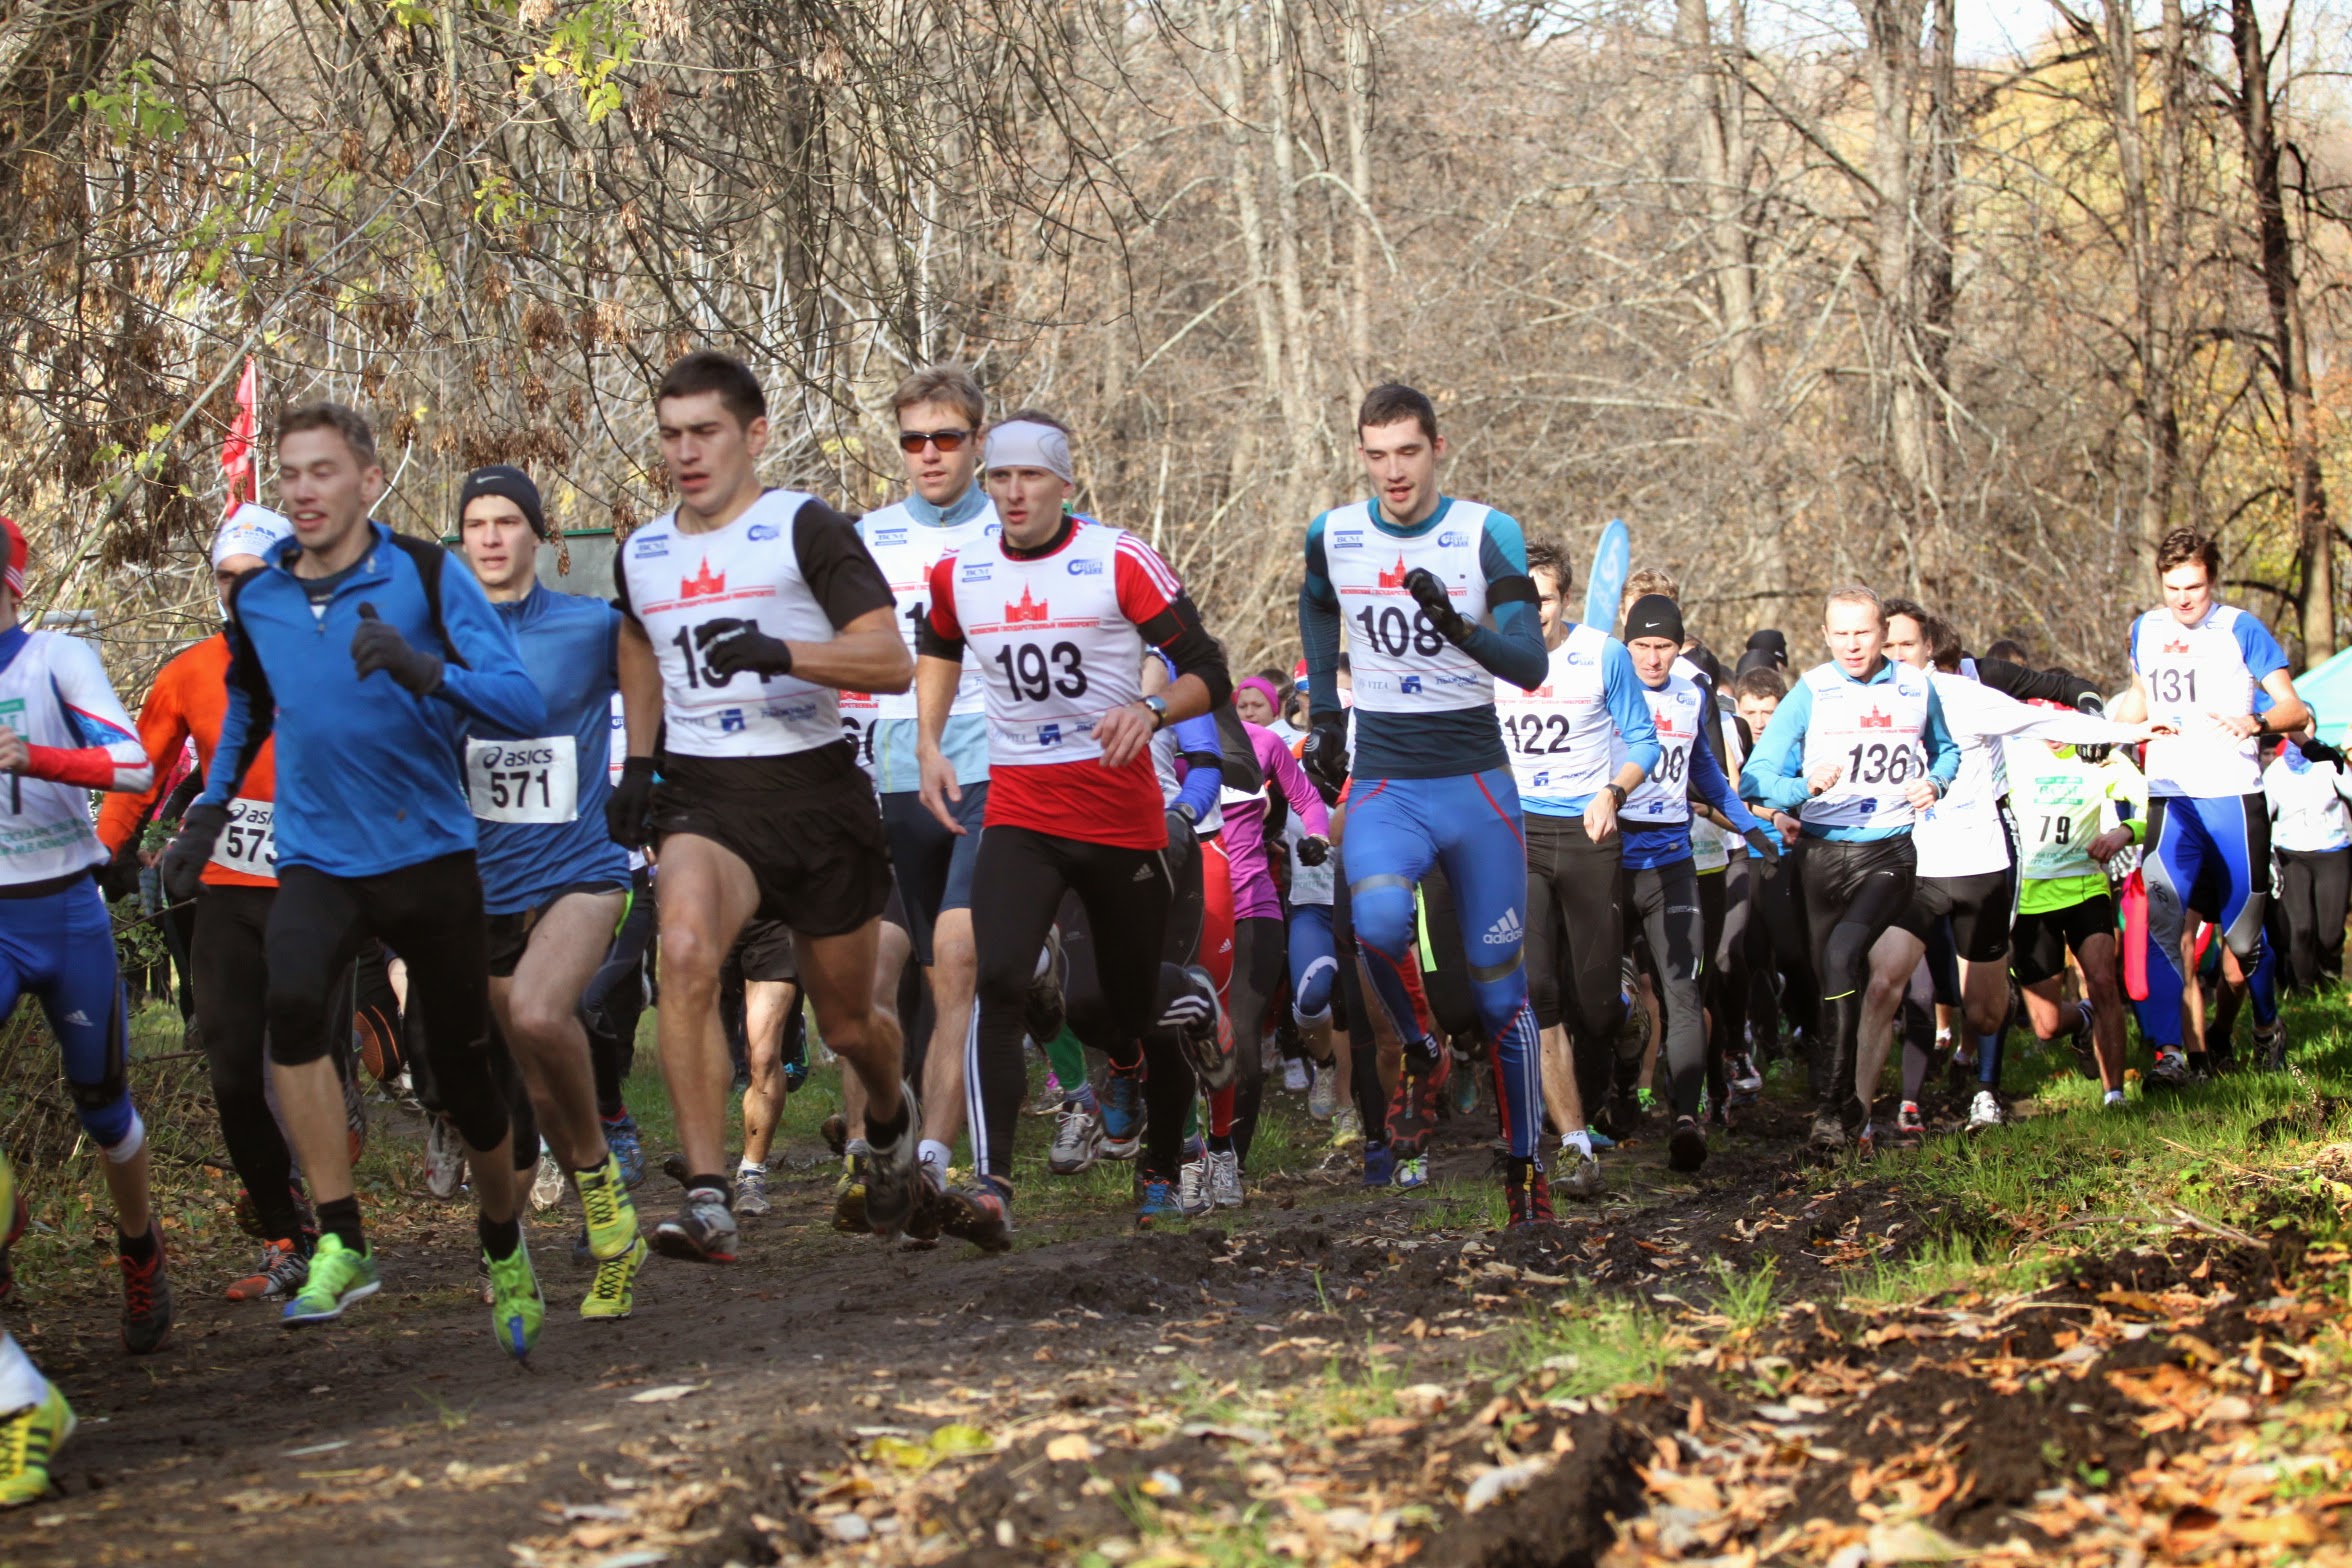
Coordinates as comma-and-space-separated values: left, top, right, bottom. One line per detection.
1236, 676, 1282, 712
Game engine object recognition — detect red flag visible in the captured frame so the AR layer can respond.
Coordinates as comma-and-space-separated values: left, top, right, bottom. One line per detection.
221, 357, 258, 518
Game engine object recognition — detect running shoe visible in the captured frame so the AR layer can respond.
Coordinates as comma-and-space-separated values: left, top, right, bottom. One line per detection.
652, 1185, 738, 1264
1048, 1103, 1103, 1175
529, 1149, 567, 1213
862, 1086, 923, 1241
935, 1183, 1014, 1253
119, 1234, 173, 1355
1177, 1160, 1212, 1217
1308, 1063, 1338, 1120
1602, 1089, 1644, 1143
1856, 1123, 1878, 1160
344, 1065, 370, 1165
1583, 1124, 1617, 1153
1208, 1148, 1244, 1209
580, 1235, 648, 1321
1967, 1089, 2005, 1131
225, 1238, 308, 1303
1363, 1144, 1395, 1187
1029, 1070, 1066, 1117
1393, 1153, 1429, 1189
1136, 1176, 1184, 1221
1101, 1070, 1144, 1160
282, 1234, 380, 1326
2147, 1049, 2192, 1089
1667, 1115, 1707, 1174
1807, 1111, 1849, 1157
820, 1113, 849, 1159
2103, 1088, 2129, 1111
1637, 1086, 1659, 1114
1894, 1101, 1926, 1147
1505, 1160, 1556, 1229
484, 1239, 544, 1362
1283, 1057, 1309, 1094
1167, 967, 1234, 1092
2256, 1020, 2287, 1072
424, 1113, 466, 1199
576, 1153, 638, 1263
2070, 1001, 2100, 1080
1450, 1058, 1480, 1118
1730, 1053, 1764, 1103
602, 1113, 645, 1188
832, 1143, 869, 1234
1555, 1150, 1605, 1200
1327, 1105, 1364, 1151
0, 1381, 74, 1509
732, 1166, 771, 1218
1025, 928, 1067, 1045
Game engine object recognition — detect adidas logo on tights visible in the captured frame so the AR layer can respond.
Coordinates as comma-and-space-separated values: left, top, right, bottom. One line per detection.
1484, 908, 1522, 948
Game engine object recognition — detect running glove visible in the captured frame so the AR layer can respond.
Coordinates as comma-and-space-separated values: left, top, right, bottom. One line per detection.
1402, 567, 1471, 645
695, 617, 793, 679
161, 802, 229, 902
1742, 825, 1781, 867
2299, 737, 2347, 767
1302, 715, 1350, 798
1297, 834, 1331, 867
350, 604, 444, 695
607, 757, 657, 850
2072, 691, 2112, 764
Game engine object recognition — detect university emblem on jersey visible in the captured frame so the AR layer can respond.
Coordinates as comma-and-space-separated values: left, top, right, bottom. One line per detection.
682, 559, 726, 600
2163, 639, 2191, 655
1858, 706, 1895, 729
1007, 586, 1049, 624
1376, 556, 1409, 588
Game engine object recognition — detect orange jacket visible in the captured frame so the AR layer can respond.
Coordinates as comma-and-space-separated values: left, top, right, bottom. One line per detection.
97, 634, 278, 888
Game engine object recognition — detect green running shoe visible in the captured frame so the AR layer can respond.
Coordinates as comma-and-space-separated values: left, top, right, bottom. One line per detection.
0, 1381, 74, 1508
581, 1235, 648, 1322
281, 1234, 380, 1327
484, 1239, 544, 1362
576, 1154, 640, 1264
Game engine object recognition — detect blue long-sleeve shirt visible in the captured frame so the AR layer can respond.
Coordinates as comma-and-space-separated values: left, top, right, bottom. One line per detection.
1739, 659, 1961, 842
1621, 717, 1760, 870
206, 522, 546, 878
1298, 496, 1548, 779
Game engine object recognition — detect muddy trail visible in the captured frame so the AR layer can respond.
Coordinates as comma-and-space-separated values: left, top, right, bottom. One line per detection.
4, 1083, 2344, 1567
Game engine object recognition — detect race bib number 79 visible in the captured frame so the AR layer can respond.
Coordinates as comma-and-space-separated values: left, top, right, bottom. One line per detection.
468, 736, 580, 824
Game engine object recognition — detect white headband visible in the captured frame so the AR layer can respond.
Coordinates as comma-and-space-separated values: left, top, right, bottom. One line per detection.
984, 420, 1074, 484
213, 504, 294, 569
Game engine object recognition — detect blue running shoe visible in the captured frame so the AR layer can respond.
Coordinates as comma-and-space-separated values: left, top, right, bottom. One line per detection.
1101, 1071, 1143, 1160
602, 1114, 645, 1189
1363, 1145, 1396, 1187
1584, 1124, 1616, 1152
1136, 1177, 1184, 1220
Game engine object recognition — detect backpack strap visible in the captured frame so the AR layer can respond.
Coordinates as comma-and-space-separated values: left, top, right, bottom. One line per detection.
386, 534, 470, 670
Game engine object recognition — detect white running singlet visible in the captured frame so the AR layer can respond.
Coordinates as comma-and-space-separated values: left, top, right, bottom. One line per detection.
1796, 660, 1936, 834
1320, 501, 1494, 713
1496, 623, 1616, 814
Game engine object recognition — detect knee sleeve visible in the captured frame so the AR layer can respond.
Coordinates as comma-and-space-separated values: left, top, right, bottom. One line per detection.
74, 1086, 141, 1159
1295, 955, 1337, 1022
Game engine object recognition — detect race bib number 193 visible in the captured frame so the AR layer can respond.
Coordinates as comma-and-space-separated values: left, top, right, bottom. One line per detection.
468, 736, 580, 824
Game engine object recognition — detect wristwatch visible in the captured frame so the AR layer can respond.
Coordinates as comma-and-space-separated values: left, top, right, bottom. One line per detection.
1141, 695, 1170, 731
1605, 783, 1627, 807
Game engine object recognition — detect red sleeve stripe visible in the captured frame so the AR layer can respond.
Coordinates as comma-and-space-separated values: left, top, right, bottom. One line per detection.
1115, 533, 1184, 601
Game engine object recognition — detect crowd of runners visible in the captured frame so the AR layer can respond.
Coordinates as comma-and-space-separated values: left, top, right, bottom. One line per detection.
0, 356, 2337, 1504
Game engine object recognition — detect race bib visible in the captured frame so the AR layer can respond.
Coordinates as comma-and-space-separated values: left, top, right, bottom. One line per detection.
210, 796, 277, 877
468, 736, 580, 824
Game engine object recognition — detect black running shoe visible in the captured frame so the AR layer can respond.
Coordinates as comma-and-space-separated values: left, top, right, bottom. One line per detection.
651, 1186, 738, 1264
1668, 1116, 1707, 1173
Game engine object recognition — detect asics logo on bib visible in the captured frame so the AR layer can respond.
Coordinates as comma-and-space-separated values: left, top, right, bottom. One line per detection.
1484, 907, 1522, 947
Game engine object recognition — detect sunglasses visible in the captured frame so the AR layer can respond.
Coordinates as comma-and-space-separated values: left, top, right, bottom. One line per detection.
899, 429, 974, 454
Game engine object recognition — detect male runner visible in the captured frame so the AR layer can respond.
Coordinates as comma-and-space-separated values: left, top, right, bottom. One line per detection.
1484, 540, 1654, 1195
918, 412, 1231, 1247
100, 504, 309, 1302
0, 516, 168, 1350
2112, 529, 2308, 1078
1617, 594, 1775, 1169
164, 402, 548, 1352
454, 464, 648, 1322
607, 350, 917, 1263
857, 365, 998, 1191
1300, 384, 1558, 1223
1739, 586, 1959, 1153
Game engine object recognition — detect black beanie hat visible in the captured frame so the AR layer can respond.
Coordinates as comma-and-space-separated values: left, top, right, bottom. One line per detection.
1623, 593, 1685, 646
459, 464, 547, 541
1745, 628, 1789, 666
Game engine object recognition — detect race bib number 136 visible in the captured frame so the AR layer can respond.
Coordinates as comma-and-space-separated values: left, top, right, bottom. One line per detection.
468, 736, 580, 824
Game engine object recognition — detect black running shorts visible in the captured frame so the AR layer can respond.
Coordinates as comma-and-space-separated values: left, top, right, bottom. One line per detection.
651, 744, 891, 938
2010, 894, 2116, 987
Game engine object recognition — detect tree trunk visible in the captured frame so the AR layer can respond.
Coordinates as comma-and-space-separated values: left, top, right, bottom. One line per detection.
1264, 0, 1322, 520
1342, 0, 1376, 399
2229, 0, 2333, 664
1673, 0, 1765, 426
1861, 0, 1935, 539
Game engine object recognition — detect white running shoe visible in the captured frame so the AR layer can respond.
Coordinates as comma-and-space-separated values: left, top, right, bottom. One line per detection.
1176, 1159, 1212, 1217
1308, 1064, 1338, 1120
1282, 1058, 1310, 1094
529, 1149, 567, 1213
1967, 1089, 2005, 1131
425, 1113, 466, 1200
1208, 1148, 1244, 1208
1047, 1104, 1103, 1175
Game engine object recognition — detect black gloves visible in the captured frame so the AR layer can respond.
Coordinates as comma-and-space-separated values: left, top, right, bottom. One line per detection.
607, 757, 657, 850
1303, 715, 1350, 798
1165, 807, 1198, 852
1742, 825, 1781, 867
2300, 737, 2347, 767
1402, 567, 1472, 646
161, 803, 230, 902
351, 604, 445, 696
1297, 834, 1331, 867
2072, 692, 2112, 765
695, 617, 794, 679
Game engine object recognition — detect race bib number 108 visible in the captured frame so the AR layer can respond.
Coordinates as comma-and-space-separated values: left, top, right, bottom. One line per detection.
468, 736, 580, 824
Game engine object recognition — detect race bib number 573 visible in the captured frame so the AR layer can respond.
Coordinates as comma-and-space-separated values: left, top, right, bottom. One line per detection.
468, 736, 580, 824
210, 797, 277, 877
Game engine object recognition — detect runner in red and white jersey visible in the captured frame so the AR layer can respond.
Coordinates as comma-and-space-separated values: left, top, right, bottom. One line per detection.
915, 411, 1232, 1249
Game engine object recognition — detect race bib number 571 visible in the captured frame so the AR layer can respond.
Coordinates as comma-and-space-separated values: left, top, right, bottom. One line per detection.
468, 736, 580, 824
